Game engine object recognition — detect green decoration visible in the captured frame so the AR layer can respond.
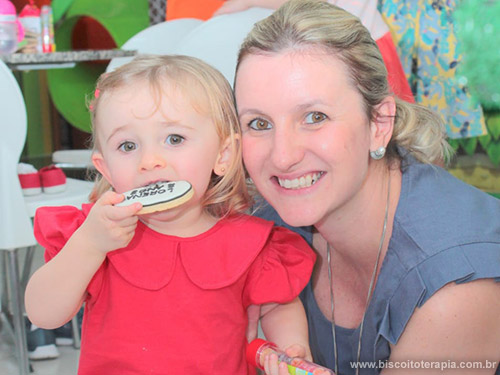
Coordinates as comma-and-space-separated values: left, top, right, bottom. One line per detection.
455, 0, 500, 111
478, 133, 491, 150
485, 112, 500, 140
447, 138, 460, 152
480, 112, 500, 166
458, 137, 478, 156
478, 121, 500, 166
47, 0, 149, 133
52, 0, 75, 23
485, 140, 500, 165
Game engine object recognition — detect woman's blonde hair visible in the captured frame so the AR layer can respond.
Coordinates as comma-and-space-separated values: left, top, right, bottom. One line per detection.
88, 54, 251, 217
236, 0, 452, 164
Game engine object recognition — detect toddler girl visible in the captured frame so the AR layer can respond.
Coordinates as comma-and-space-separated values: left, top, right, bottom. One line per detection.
25, 55, 315, 375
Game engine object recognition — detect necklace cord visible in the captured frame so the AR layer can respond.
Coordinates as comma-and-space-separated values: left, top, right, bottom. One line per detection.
327, 247, 338, 375
327, 172, 391, 375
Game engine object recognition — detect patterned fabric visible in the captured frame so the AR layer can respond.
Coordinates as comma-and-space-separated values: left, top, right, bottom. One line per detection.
378, 0, 487, 138
331, 0, 388, 40
148, 0, 166, 25
329, 0, 415, 101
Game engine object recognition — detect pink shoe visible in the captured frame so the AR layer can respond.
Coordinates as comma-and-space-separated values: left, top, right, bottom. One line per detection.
40, 165, 66, 194
18, 163, 42, 196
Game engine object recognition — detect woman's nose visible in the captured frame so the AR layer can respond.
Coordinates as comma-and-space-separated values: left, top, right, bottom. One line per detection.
270, 126, 305, 171
140, 149, 166, 171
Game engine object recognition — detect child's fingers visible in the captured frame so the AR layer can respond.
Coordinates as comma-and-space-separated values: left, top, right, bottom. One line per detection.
98, 190, 126, 206
97, 191, 142, 214
284, 344, 306, 359
107, 202, 143, 221
264, 353, 283, 375
278, 361, 290, 375
119, 215, 140, 228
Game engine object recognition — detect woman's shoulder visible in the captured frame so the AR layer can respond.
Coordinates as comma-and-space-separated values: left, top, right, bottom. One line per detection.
376, 161, 500, 346
388, 279, 500, 367
375, 230, 500, 365
397, 161, 500, 251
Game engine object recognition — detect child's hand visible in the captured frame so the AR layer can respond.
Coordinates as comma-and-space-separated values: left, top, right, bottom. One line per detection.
283, 344, 311, 361
261, 345, 304, 375
261, 344, 330, 375
79, 191, 142, 254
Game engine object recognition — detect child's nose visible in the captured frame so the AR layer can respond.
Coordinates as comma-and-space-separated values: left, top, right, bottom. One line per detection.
140, 150, 166, 171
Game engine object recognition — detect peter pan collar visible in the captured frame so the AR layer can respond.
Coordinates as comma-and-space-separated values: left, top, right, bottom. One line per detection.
106, 215, 274, 290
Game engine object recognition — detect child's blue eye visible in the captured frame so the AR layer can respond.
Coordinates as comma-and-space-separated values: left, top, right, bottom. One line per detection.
118, 141, 137, 152
248, 118, 272, 130
166, 134, 184, 145
305, 112, 327, 124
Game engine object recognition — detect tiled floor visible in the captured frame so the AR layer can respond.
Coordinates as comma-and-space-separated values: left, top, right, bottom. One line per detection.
0, 331, 80, 375
1, 246, 80, 375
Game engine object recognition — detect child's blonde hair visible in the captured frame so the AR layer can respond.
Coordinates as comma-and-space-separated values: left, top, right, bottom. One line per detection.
88, 54, 251, 218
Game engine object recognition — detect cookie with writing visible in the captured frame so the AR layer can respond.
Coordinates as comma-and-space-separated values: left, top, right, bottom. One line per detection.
116, 180, 194, 214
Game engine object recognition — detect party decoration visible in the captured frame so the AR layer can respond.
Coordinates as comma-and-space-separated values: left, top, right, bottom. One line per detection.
455, 0, 500, 110
47, 0, 149, 133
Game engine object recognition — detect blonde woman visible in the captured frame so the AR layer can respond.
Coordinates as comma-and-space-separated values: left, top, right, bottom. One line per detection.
235, 1, 500, 374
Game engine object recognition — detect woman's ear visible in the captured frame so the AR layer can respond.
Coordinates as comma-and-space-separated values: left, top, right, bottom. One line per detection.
369, 96, 396, 151
91, 151, 112, 183
213, 135, 236, 176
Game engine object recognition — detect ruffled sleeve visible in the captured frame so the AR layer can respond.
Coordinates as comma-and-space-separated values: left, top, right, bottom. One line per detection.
377, 242, 500, 348
374, 161, 500, 358
34, 204, 91, 262
242, 226, 316, 308
34, 204, 103, 298
178, 215, 315, 300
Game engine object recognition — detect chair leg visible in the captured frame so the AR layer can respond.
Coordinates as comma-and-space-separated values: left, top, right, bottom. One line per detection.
1, 253, 15, 339
6, 249, 30, 375
20, 246, 36, 291
1, 252, 9, 315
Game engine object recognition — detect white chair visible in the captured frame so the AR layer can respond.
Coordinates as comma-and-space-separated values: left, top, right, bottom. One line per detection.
172, 8, 273, 85
52, 149, 93, 170
106, 8, 272, 86
0, 60, 94, 375
106, 18, 203, 72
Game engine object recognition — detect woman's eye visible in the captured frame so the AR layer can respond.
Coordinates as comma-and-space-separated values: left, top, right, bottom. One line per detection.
248, 118, 272, 130
305, 112, 327, 124
118, 141, 137, 152
166, 134, 184, 145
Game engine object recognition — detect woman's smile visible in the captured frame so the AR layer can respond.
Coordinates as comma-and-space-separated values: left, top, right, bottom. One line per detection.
274, 171, 325, 190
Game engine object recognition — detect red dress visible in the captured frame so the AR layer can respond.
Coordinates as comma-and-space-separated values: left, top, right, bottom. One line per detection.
34, 205, 315, 375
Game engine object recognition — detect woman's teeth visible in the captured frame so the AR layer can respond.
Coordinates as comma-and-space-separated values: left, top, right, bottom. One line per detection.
278, 172, 322, 189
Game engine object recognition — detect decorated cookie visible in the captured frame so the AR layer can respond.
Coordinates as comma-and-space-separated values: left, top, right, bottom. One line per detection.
116, 181, 194, 214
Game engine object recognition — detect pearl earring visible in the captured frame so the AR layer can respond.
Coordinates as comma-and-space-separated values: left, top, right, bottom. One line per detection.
370, 146, 386, 160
